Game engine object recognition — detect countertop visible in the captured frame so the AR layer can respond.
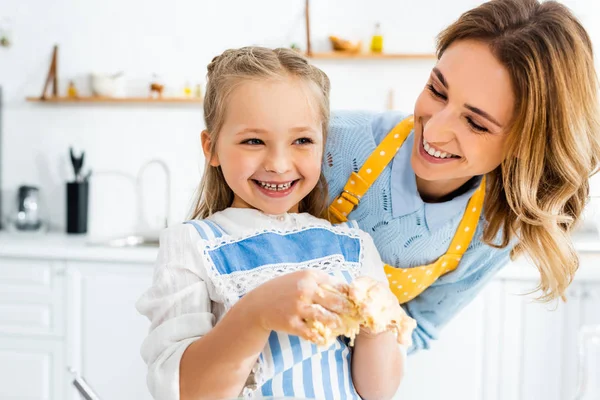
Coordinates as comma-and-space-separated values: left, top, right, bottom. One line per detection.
0, 231, 159, 263
0, 229, 598, 280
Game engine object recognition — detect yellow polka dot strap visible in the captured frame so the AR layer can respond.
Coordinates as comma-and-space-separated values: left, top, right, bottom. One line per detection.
328, 116, 415, 224
384, 176, 485, 303
328, 115, 486, 304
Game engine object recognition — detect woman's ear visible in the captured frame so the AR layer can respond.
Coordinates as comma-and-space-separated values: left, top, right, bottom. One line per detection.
201, 130, 220, 167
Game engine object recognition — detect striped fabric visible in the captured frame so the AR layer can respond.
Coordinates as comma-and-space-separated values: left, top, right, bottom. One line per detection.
184, 219, 363, 399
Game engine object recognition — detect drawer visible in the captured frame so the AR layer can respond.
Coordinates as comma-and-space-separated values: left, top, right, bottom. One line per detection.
0, 258, 65, 337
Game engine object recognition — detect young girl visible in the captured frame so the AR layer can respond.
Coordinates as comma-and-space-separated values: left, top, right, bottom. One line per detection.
136, 47, 414, 400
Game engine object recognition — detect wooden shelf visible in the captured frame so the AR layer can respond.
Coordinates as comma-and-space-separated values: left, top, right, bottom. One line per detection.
25, 96, 203, 104
306, 52, 436, 60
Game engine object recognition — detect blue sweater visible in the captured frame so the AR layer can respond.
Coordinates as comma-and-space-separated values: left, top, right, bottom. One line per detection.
324, 111, 513, 353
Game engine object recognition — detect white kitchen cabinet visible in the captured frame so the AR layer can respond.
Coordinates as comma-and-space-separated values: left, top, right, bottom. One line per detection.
396, 281, 501, 400
1, 234, 599, 400
66, 261, 153, 400
0, 257, 66, 337
395, 279, 600, 400
0, 254, 154, 400
500, 281, 600, 400
0, 337, 65, 400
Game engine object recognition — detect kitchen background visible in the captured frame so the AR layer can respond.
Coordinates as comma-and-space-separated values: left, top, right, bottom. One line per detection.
1, 0, 600, 400
1, 0, 597, 235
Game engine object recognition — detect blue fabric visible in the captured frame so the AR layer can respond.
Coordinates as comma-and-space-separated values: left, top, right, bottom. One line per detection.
324, 110, 514, 353
188, 220, 363, 398
207, 228, 361, 275
184, 220, 225, 239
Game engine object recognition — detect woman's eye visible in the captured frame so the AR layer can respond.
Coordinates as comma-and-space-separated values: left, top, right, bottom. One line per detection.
241, 138, 264, 145
466, 117, 489, 133
294, 137, 314, 145
426, 83, 447, 101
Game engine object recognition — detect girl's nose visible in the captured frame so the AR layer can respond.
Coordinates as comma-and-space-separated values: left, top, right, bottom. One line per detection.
264, 147, 292, 174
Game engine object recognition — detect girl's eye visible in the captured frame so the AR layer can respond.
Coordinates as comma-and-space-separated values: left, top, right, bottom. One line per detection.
294, 137, 314, 145
466, 117, 489, 133
426, 83, 447, 101
241, 138, 264, 145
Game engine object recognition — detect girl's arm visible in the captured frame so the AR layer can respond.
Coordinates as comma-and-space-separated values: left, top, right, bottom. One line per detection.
137, 224, 347, 400
350, 232, 407, 400
136, 224, 270, 400
178, 293, 271, 400
352, 330, 405, 400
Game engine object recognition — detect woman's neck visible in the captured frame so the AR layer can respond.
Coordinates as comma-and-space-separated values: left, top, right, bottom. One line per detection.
415, 175, 477, 203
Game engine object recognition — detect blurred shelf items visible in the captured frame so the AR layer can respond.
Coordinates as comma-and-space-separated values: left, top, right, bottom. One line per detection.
303, 0, 436, 60
26, 45, 203, 105
25, 96, 202, 104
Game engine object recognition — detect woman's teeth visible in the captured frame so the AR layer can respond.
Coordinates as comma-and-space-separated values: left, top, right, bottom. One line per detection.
257, 181, 293, 191
422, 137, 458, 159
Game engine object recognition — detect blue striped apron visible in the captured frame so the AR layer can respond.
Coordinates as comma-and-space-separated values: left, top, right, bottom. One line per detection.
185, 219, 364, 399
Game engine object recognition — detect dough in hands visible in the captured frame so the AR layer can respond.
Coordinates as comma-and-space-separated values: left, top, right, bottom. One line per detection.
307, 277, 417, 347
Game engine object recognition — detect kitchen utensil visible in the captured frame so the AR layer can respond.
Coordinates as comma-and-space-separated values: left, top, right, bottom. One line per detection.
68, 367, 102, 400
14, 185, 42, 231
70, 147, 85, 182
66, 181, 89, 234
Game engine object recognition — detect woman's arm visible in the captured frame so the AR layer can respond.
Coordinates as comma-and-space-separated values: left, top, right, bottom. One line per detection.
404, 245, 512, 353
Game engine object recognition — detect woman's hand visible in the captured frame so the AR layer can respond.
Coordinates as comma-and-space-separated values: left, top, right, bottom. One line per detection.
348, 276, 416, 346
245, 270, 354, 344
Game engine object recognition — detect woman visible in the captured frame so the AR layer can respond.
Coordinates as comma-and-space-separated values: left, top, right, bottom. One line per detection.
324, 0, 600, 353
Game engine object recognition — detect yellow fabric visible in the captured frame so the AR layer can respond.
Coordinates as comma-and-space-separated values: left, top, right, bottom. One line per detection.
328, 116, 486, 304
328, 116, 415, 224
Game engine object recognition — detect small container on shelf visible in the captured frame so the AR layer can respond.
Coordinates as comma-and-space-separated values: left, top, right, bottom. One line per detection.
370, 22, 384, 53
67, 80, 78, 98
183, 81, 192, 97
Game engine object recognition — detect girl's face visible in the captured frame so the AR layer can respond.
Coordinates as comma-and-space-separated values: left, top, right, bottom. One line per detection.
412, 39, 515, 191
203, 77, 323, 215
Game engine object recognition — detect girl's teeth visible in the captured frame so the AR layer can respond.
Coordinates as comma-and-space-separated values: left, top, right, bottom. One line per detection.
258, 181, 292, 191
422, 138, 456, 159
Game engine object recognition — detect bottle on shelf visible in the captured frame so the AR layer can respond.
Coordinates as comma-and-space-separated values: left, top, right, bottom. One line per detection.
370, 22, 384, 53
183, 81, 192, 97
67, 81, 78, 98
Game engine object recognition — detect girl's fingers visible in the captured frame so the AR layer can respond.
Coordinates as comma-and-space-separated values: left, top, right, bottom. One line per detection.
314, 285, 355, 315
301, 303, 344, 330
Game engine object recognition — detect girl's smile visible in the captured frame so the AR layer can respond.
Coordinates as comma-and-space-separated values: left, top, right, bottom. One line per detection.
252, 179, 300, 198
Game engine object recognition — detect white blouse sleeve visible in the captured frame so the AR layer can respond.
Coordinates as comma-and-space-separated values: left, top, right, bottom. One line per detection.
358, 230, 387, 284
136, 224, 215, 400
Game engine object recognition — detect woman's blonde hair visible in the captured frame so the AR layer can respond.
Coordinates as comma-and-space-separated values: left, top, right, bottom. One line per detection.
190, 46, 331, 220
437, 0, 600, 301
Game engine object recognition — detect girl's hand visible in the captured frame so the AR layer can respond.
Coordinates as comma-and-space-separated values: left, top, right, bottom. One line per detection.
348, 276, 416, 347
245, 270, 354, 344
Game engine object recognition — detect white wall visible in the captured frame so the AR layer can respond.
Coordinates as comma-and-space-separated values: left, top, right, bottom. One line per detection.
0, 0, 599, 236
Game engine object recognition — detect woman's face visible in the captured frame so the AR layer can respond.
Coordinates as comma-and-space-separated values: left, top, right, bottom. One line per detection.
412, 39, 515, 187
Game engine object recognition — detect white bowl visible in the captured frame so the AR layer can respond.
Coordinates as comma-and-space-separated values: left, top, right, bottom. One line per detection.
90, 73, 126, 97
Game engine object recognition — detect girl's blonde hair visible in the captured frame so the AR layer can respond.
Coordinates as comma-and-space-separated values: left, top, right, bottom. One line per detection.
437, 0, 600, 301
190, 46, 331, 220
